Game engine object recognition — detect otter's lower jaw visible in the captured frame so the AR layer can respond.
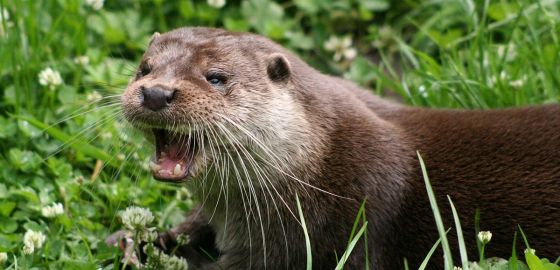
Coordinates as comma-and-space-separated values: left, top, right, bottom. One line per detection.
149, 157, 191, 183
147, 128, 199, 183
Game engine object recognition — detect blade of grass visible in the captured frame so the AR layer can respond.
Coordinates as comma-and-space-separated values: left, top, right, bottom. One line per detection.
339, 200, 369, 269
447, 195, 469, 270
417, 151, 454, 269
419, 228, 452, 270
362, 203, 370, 270
335, 222, 368, 270
517, 225, 531, 249
509, 231, 519, 270
345, 200, 367, 249
296, 194, 312, 270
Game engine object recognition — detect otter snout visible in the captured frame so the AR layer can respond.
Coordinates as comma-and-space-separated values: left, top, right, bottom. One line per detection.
140, 86, 177, 111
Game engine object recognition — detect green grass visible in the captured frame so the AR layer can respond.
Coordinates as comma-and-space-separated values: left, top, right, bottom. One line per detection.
0, 0, 558, 269
296, 194, 313, 270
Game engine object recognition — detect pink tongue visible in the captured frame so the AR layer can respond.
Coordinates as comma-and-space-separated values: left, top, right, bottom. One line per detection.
159, 158, 181, 171
159, 143, 188, 171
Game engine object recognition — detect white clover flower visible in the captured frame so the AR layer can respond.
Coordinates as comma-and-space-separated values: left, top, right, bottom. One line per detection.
478, 231, 492, 244
38, 67, 63, 90
418, 85, 428, 98
509, 76, 527, 89
101, 132, 113, 140
524, 248, 535, 255
207, 0, 226, 8
23, 230, 46, 249
496, 43, 517, 62
143, 243, 188, 270
117, 153, 126, 161
85, 0, 104, 10
22, 245, 34, 255
482, 54, 490, 68
166, 255, 189, 270
497, 71, 508, 81
453, 267, 463, 270
86, 91, 102, 102
41, 202, 64, 218
22, 230, 46, 254
324, 36, 358, 62
120, 206, 154, 231
509, 79, 523, 89
141, 228, 158, 243
74, 55, 90, 66
488, 71, 509, 88
176, 234, 190, 246
0, 252, 7, 264
74, 175, 85, 184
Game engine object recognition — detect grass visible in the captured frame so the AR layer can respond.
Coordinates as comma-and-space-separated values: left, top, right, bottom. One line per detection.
417, 151, 454, 270
296, 194, 312, 269
0, 0, 558, 269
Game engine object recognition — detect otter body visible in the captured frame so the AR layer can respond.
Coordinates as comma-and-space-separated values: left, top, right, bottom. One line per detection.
119, 27, 560, 269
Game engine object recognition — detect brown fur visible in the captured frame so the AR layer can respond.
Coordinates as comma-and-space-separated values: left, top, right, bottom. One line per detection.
119, 27, 560, 269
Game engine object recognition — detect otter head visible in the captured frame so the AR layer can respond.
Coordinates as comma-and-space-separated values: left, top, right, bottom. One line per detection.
121, 27, 312, 184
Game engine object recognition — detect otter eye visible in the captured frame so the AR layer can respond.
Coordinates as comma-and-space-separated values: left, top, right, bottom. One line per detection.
205, 72, 227, 86
137, 63, 151, 78
208, 78, 221, 84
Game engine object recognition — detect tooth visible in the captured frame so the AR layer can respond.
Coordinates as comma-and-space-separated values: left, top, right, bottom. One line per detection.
174, 164, 182, 176
149, 161, 161, 171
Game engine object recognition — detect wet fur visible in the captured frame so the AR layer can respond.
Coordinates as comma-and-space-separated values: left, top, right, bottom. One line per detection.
120, 27, 560, 269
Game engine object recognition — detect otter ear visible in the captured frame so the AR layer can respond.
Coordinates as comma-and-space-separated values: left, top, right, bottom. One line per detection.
266, 53, 291, 82
148, 32, 161, 46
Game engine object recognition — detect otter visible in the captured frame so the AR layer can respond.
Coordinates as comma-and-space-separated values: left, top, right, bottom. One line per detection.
116, 27, 560, 269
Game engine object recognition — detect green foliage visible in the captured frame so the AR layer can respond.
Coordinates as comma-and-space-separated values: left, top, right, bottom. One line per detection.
525, 253, 560, 270
0, 0, 558, 268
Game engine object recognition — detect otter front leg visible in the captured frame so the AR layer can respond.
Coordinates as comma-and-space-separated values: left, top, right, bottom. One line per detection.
157, 206, 220, 268
196, 252, 256, 270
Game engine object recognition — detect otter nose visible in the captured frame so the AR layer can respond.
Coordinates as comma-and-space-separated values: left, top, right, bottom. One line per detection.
141, 86, 176, 111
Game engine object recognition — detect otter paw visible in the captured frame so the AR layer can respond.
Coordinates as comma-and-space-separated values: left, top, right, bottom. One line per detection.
104, 230, 142, 267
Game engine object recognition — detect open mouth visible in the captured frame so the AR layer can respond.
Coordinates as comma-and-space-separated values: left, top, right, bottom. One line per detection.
148, 128, 197, 182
